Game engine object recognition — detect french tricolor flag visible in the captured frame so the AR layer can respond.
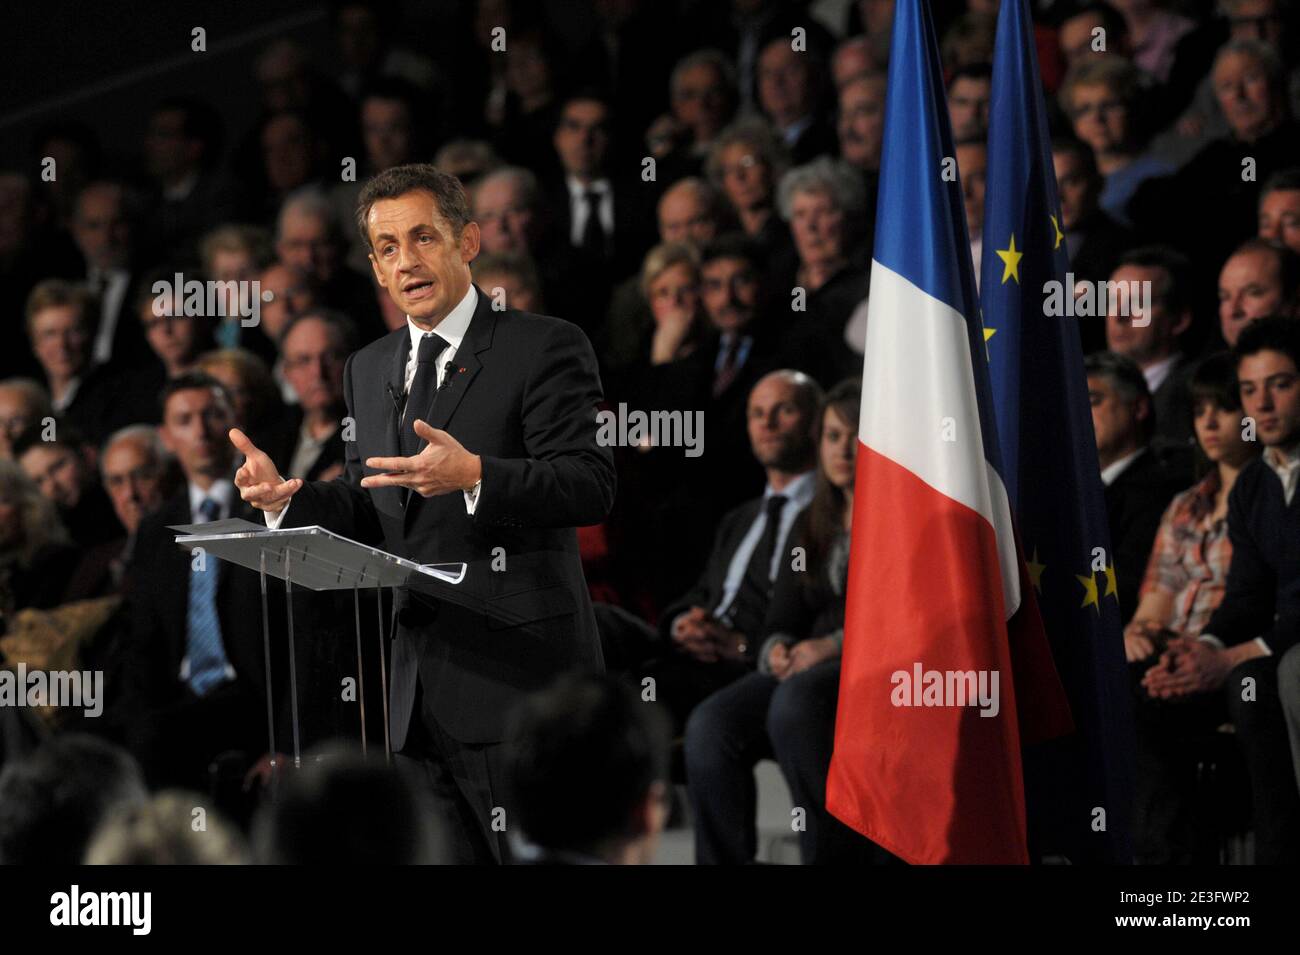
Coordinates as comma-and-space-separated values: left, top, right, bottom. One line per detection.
825, 0, 1071, 865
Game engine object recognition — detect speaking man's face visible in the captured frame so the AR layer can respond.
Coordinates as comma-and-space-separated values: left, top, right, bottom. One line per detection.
366, 190, 480, 328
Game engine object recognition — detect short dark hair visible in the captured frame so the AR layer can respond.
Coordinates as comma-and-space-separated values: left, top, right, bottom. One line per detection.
1233, 314, 1300, 371
948, 61, 992, 87
1116, 245, 1193, 316
12, 418, 88, 460
699, 232, 763, 271
159, 370, 231, 419
1261, 166, 1300, 201
1189, 351, 1242, 413
254, 750, 443, 864
0, 735, 146, 865
1084, 350, 1155, 440
151, 96, 224, 164
1051, 136, 1100, 182
506, 674, 670, 856
355, 163, 471, 251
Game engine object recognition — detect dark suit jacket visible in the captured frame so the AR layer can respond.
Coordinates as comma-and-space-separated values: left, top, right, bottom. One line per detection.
639, 327, 773, 515
1103, 448, 1184, 623
262, 404, 347, 482
1203, 455, 1300, 655
122, 488, 280, 714
1070, 210, 1135, 355
280, 288, 616, 746
657, 496, 766, 645
546, 176, 656, 282
656, 488, 811, 659
60, 360, 162, 447
1150, 354, 1196, 483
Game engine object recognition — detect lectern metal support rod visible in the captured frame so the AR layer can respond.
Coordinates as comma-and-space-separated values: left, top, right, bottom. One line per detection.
378, 586, 391, 764
259, 548, 277, 787
353, 584, 367, 757
285, 547, 302, 769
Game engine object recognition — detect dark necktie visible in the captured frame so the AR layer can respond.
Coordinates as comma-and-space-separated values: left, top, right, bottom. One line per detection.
401, 333, 449, 457
721, 494, 788, 637
580, 189, 607, 258
714, 335, 740, 398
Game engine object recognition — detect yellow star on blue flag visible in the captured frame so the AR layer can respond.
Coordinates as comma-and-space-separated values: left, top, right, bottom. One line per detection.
996, 234, 1023, 284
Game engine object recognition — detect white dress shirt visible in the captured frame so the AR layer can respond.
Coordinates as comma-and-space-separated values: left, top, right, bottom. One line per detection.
1264, 442, 1300, 507
566, 176, 614, 247
712, 470, 817, 618
1100, 447, 1145, 487
1142, 353, 1177, 398
89, 266, 132, 365
266, 285, 482, 528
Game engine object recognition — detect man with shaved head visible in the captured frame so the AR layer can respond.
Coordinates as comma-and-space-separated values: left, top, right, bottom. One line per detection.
611, 368, 822, 735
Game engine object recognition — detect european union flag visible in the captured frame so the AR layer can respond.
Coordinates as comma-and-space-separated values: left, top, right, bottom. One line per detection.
981, 0, 1136, 864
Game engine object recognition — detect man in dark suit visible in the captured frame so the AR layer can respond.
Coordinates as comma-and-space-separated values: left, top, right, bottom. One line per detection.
1143, 317, 1300, 864
68, 181, 152, 374
643, 233, 782, 516
546, 93, 655, 284
630, 370, 820, 733
1104, 247, 1198, 480
1052, 138, 1135, 353
1085, 352, 1185, 625
756, 35, 837, 165
231, 164, 615, 864
121, 373, 283, 791
266, 310, 353, 482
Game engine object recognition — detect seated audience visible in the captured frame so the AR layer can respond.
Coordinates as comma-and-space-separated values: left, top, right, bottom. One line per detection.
706, 118, 794, 272
14, 421, 124, 548
1217, 238, 1300, 347
776, 157, 871, 387
685, 379, 870, 865
1141, 317, 1300, 864
1058, 56, 1172, 229
1086, 351, 1186, 623
1126, 352, 1262, 863
624, 370, 820, 732
1258, 167, 1300, 255
1104, 246, 1197, 466
120, 373, 286, 791
1052, 137, 1136, 345
0, 379, 52, 460
0, 459, 76, 616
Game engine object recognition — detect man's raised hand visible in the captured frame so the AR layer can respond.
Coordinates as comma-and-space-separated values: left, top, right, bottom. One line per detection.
360, 419, 482, 497
231, 428, 302, 514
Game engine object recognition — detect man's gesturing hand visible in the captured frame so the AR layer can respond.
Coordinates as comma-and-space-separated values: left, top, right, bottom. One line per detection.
231, 428, 302, 514
361, 419, 482, 497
